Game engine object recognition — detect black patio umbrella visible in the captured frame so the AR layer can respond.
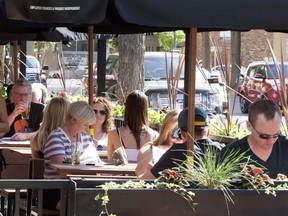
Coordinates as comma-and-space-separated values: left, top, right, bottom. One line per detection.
6, 0, 288, 153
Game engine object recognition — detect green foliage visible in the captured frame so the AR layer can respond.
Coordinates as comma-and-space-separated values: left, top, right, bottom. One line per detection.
156, 31, 185, 51
178, 147, 279, 207
108, 37, 119, 52
148, 108, 165, 125
0, 85, 7, 98
209, 114, 250, 138
111, 103, 125, 117
111, 102, 165, 125
47, 93, 88, 103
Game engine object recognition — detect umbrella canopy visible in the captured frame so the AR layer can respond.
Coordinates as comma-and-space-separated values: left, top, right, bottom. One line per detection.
6, 0, 288, 33
0, 27, 94, 43
6, 0, 288, 153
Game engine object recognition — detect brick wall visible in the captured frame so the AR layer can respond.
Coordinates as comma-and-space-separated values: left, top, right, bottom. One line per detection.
196, 30, 274, 68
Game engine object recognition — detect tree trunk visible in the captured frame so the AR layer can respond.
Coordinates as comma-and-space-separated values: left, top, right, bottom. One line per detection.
118, 34, 145, 102
231, 31, 241, 89
201, 32, 211, 71
0, 45, 5, 83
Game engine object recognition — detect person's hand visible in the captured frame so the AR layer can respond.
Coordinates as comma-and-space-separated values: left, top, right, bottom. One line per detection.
11, 132, 29, 141
12, 102, 27, 118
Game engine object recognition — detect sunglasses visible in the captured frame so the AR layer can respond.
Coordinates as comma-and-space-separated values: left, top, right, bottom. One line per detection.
93, 109, 107, 116
251, 124, 280, 140
171, 128, 181, 139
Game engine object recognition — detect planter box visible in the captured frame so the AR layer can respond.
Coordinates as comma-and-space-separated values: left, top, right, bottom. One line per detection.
74, 184, 288, 216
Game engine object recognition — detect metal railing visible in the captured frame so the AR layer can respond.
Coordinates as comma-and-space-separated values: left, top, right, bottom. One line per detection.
0, 179, 76, 216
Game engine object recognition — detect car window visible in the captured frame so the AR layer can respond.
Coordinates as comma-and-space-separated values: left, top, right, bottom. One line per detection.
247, 66, 258, 77
144, 55, 184, 80
26, 57, 39, 68
266, 64, 288, 79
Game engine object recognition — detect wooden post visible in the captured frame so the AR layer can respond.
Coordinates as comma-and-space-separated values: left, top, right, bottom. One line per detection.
13, 41, 18, 80
187, 28, 197, 156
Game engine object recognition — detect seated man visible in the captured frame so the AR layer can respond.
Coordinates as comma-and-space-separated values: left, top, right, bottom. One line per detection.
218, 99, 288, 179
1, 78, 44, 140
140, 107, 224, 179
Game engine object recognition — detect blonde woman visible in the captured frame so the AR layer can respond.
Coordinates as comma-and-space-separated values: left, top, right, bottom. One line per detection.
92, 97, 114, 150
136, 109, 180, 178
107, 90, 159, 162
43, 100, 100, 210
30, 97, 70, 158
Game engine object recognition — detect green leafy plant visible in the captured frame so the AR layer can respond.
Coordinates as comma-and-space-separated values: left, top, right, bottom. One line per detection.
177, 147, 280, 216
110, 102, 125, 117
148, 108, 165, 125
47, 92, 88, 103
111, 102, 165, 126
209, 114, 250, 138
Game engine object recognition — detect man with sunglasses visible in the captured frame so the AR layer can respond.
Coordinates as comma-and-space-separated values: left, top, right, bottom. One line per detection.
140, 107, 224, 179
219, 99, 288, 178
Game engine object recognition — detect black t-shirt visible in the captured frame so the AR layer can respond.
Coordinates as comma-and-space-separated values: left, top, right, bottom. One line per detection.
150, 139, 224, 178
218, 135, 288, 178
4, 102, 44, 137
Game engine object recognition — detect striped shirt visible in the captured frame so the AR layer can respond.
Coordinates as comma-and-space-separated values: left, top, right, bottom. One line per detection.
43, 127, 100, 179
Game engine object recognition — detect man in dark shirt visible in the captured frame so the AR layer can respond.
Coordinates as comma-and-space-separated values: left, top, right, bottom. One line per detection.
219, 99, 288, 179
140, 107, 224, 179
1, 78, 44, 140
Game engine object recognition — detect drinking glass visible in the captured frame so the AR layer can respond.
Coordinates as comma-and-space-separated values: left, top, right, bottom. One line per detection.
21, 103, 31, 132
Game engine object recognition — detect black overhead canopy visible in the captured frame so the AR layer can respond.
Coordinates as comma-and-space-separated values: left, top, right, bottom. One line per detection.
5, 0, 288, 154
5, 0, 288, 33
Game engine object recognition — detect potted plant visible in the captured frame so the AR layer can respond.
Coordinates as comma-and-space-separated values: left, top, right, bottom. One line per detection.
72, 147, 288, 216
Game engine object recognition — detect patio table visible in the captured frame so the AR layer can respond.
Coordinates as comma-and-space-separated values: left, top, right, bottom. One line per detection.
49, 162, 136, 177
0, 138, 30, 148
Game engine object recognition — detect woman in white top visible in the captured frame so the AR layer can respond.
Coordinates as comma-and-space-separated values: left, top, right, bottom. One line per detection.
136, 109, 180, 178
92, 97, 114, 151
107, 90, 158, 162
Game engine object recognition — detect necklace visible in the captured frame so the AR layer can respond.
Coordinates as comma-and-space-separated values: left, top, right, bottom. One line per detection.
94, 132, 105, 141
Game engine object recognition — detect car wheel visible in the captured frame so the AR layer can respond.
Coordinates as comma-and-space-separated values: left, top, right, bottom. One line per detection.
239, 95, 249, 114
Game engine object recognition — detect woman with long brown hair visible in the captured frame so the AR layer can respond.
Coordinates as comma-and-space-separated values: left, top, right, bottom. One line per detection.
107, 90, 158, 162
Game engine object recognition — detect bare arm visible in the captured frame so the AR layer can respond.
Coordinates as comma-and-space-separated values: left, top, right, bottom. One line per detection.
107, 129, 120, 161
7, 102, 26, 127
138, 166, 156, 180
136, 144, 153, 177
11, 131, 36, 141
0, 95, 9, 135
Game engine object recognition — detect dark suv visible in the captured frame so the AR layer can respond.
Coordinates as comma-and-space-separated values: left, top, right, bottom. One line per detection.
239, 61, 288, 113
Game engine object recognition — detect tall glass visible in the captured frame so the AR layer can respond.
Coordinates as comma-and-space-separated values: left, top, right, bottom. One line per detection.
21, 102, 30, 132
